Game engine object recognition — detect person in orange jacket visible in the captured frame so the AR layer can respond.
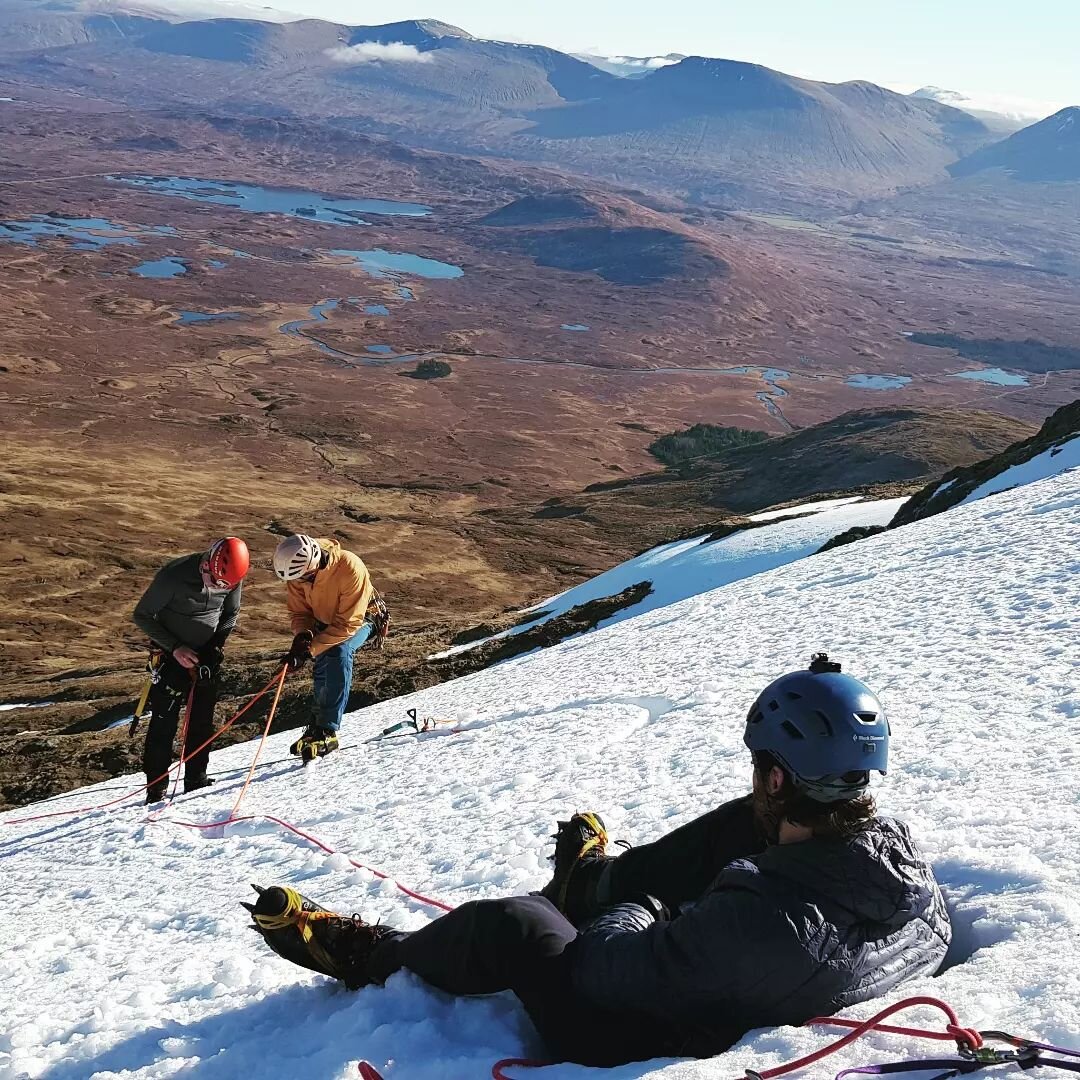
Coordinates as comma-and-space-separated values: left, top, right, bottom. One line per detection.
273, 534, 376, 760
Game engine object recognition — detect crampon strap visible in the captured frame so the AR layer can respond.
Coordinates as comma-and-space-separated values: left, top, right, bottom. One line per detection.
252, 885, 343, 980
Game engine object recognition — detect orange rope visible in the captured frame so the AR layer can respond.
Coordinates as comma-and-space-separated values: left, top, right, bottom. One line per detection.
2, 670, 286, 825
229, 667, 287, 818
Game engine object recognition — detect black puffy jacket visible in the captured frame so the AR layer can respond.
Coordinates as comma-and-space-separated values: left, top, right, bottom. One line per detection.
569, 817, 951, 1059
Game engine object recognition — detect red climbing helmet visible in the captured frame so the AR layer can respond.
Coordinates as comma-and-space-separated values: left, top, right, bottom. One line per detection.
204, 536, 250, 589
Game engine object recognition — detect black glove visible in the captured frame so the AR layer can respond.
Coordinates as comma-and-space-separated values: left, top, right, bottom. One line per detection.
281, 631, 313, 672
199, 644, 225, 670
199, 629, 229, 672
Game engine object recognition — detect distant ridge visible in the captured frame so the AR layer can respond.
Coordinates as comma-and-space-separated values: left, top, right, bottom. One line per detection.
949, 107, 1080, 181
0, 4, 999, 208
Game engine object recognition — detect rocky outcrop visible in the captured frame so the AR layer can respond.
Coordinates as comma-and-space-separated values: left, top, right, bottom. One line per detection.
891, 399, 1080, 527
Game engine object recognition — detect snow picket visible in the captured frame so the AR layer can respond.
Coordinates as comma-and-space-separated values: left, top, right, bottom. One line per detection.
2, 471, 1079, 1079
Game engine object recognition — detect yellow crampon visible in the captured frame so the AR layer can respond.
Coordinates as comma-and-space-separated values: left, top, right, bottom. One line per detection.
251, 886, 343, 980
555, 812, 608, 911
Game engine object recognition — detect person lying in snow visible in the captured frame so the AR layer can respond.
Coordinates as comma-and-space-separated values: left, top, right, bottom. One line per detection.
245, 655, 952, 1066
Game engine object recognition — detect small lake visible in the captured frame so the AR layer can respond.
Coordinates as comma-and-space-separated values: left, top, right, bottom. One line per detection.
561, 324, 590, 331
330, 249, 464, 280
132, 256, 188, 279
365, 305, 390, 316
365, 344, 394, 354
847, 374, 913, 390
0, 215, 174, 250
947, 368, 1029, 387
174, 310, 245, 325
111, 176, 432, 224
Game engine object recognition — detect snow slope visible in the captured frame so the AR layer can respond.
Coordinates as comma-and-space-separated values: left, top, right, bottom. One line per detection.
436, 497, 906, 657
2, 472, 1079, 1080
960, 433, 1080, 506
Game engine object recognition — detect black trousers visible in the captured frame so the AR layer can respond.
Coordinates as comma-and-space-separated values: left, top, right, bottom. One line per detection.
142, 655, 218, 788
602, 793, 764, 911
368, 895, 664, 1066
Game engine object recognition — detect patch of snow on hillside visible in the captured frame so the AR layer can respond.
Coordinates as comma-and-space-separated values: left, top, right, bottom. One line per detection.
437, 497, 905, 656
749, 496, 865, 521
1, 471, 1078, 1080
931, 478, 957, 500
961, 434, 1080, 506
86, 0, 304, 21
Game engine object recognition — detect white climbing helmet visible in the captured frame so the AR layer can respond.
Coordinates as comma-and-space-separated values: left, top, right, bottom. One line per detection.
273, 534, 322, 581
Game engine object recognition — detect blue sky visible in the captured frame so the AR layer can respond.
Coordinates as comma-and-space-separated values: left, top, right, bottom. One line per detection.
283, 0, 1077, 110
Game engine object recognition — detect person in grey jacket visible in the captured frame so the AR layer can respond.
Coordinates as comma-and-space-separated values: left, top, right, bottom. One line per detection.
133, 537, 249, 801
246, 655, 952, 1066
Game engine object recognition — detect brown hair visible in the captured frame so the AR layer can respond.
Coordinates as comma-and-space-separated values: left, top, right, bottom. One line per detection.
753, 750, 877, 839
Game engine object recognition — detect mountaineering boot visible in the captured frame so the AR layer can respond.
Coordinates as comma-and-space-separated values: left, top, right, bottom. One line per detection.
184, 774, 214, 794
145, 780, 168, 804
289, 726, 339, 763
538, 812, 615, 925
243, 884, 394, 990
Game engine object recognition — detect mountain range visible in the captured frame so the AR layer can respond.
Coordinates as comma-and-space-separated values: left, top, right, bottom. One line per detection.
2, 4, 1057, 211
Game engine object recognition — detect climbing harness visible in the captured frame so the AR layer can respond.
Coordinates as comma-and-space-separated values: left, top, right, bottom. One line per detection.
363, 590, 391, 651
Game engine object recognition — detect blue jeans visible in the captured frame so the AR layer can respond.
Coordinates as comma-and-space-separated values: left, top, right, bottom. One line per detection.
312, 622, 373, 732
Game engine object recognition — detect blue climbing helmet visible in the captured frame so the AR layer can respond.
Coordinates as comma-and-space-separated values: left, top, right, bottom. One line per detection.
743, 653, 889, 803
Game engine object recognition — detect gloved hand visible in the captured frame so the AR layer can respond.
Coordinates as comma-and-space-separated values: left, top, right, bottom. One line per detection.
281, 631, 314, 672
199, 644, 225, 671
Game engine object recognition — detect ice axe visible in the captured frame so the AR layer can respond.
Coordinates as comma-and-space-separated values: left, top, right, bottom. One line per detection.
128, 648, 164, 737
364, 708, 436, 743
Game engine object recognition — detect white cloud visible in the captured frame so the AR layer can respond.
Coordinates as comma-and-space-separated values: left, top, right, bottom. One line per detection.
324, 42, 434, 65
900, 84, 1067, 123
611, 55, 679, 69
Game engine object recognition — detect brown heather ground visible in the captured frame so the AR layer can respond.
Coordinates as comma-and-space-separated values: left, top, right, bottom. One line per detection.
0, 100, 1075, 807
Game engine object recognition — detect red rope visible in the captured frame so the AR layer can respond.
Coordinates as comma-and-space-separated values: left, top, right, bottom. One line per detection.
1, 671, 285, 826
168, 680, 196, 801
752, 996, 981, 1080
161, 812, 454, 913
488, 998, 981, 1080
808, 1014, 978, 1042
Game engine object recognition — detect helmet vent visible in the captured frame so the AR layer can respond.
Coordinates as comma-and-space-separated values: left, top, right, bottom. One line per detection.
785, 691, 803, 701
749, 710, 764, 725
767, 699, 780, 712
855, 712, 879, 725
813, 710, 834, 736
780, 720, 805, 740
